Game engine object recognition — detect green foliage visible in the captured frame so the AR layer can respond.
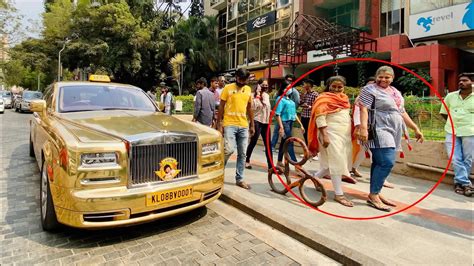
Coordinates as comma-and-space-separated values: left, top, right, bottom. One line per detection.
396, 68, 432, 97
174, 95, 195, 113
4, 1, 225, 93
189, 0, 204, 18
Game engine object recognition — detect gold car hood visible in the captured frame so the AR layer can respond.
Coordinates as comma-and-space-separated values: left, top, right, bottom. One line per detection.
58, 111, 215, 142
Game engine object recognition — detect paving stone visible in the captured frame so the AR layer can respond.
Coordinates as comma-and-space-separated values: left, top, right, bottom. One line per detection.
233, 240, 255, 252
268, 249, 284, 257
234, 233, 255, 243
160, 247, 185, 259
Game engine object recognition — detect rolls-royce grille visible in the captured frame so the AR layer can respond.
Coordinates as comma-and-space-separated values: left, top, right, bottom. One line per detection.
130, 142, 198, 185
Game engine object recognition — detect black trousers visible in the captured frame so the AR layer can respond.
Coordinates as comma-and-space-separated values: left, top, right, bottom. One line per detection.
301, 116, 311, 144
245, 120, 273, 169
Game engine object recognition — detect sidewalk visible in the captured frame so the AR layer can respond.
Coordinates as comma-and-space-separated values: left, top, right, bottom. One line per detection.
222, 148, 473, 265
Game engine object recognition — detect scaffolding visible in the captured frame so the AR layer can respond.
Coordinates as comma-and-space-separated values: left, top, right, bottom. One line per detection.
269, 14, 377, 75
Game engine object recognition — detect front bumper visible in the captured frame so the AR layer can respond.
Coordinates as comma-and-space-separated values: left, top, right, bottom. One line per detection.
52, 170, 224, 229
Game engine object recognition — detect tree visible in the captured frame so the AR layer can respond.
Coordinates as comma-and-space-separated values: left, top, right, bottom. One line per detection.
396, 69, 432, 97
189, 0, 204, 18
174, 16, 225, 88
0, 0, 24, 43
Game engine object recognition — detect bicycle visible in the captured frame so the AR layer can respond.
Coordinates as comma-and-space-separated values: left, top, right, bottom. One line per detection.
268, 137, 327, 207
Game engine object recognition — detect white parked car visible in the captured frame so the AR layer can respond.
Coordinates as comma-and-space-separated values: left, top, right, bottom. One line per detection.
1, 91, 12, 108
0, 98, 4, 114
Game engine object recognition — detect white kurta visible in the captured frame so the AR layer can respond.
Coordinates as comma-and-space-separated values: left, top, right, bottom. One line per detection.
316, 109, 352, 176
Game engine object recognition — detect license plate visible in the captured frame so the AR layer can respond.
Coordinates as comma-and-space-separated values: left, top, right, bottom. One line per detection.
146, 186, 193, 206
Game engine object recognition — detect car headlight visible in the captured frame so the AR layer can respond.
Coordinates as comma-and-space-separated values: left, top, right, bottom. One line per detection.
202, 142, 219, 155
80, 152, 118, 167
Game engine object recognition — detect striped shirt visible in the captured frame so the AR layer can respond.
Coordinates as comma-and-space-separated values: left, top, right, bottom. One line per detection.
359, 84, 405, 150
300, 91, 319, 118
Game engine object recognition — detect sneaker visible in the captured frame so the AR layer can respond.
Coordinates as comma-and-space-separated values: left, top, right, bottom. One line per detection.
311, 156, 319, 161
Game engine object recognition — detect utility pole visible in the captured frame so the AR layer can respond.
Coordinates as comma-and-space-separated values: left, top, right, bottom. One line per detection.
58, 38, 70, 82
37, 73, 40, 91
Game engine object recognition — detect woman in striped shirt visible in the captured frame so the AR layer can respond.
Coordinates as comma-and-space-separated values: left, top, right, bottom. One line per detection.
358, 66, 424, 212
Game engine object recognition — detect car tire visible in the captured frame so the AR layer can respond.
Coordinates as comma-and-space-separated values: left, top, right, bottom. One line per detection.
29, 137, 35, 158
40, 160, 60, 231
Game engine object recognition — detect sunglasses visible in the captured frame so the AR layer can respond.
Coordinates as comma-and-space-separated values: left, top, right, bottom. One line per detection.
261, 85, 269, 88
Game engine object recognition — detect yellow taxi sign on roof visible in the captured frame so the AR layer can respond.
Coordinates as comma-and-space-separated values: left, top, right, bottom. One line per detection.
89, 75, 111, 82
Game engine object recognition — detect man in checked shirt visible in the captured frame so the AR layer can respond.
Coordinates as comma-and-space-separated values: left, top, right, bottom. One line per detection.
300, 79, 319, 145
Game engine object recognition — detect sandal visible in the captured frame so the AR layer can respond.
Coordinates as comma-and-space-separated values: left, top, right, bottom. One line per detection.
454, 184, 465, 195
342, 175, 357, 184
379, 195, 397, 207
351, 168, 363, 177
334, 195, 354, 207
462, 184, 473, 197
236, 181, 251, 190
383, 181, 395, 189
367, 199, 391, 212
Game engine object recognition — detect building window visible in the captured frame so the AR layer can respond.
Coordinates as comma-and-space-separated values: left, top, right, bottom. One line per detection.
238, 43, 247, 65
276, 0, 291, 9
380, 0, 405, 36
228, 2, 238, 21
248, 38, 260, 64
410, 0, 469, 15
323, 0, 360, 28
260, 35, 270, 61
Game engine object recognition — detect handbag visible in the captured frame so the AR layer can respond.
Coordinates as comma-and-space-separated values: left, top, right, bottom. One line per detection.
367, 95, 377, 141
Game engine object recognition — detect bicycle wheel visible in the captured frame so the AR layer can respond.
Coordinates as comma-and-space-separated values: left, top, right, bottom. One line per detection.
283, 137, 309, 166
268, 167, 291, 195
298, 177, 327, 207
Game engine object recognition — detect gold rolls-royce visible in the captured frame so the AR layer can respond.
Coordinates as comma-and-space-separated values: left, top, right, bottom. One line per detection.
29, 76, 224, 230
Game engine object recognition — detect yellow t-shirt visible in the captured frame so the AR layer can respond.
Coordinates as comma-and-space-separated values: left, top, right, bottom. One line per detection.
221, 83, 252, 127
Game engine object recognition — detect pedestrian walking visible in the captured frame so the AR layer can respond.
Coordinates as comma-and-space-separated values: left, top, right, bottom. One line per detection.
300, 79, 319, 144
271, 74, 300, 150
245, 78, 273, 170
351, 77, 375, 178
351, 77, 395, 188
192, 78, 215, 127
216, 68, 255, 190
440, 73, 474, 197
307, 76, 354, 207
274, 81, 305, 170
209, 77, 221, 128
358, 66, 424, 212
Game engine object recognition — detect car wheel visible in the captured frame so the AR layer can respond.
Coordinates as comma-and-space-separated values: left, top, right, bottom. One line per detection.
40, 160, 60, 231
29, 137, 35, 158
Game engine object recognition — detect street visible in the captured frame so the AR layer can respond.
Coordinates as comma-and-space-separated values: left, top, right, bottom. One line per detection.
0, 110, 334, 265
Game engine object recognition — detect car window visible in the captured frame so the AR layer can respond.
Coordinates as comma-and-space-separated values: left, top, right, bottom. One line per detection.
23, 91, 43, 100
59, 85, 156, 113
2, 92, 11, 97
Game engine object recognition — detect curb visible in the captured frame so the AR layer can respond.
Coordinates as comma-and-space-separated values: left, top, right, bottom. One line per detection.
219, 190, 385, 266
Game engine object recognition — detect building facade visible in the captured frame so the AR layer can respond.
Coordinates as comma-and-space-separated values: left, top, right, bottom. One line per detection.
206, 0, 474, 95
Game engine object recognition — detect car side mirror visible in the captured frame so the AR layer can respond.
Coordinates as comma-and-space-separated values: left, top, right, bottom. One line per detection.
30, 100, 46, 113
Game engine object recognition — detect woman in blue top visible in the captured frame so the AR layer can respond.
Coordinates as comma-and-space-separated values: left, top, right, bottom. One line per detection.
275, 82, 305, 167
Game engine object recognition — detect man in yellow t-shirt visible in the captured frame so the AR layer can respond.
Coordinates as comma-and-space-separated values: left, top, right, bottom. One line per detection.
440, 73, 474, 197
216, 68, 255, 190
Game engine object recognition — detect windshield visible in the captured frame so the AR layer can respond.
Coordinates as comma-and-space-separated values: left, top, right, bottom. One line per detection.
2, 91, 11, 97
23, 91, 43, 100
59, 85, 156, 113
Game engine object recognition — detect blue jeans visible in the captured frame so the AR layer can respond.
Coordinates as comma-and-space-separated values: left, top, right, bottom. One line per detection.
271, 123, 280, 149
445, 133, 474, 186
277, 120, 297, 162
370, 148, 396, 194
224, 126, 249, 183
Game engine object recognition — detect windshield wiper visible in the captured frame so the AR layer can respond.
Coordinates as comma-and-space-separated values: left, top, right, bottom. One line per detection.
62, 109, 95, 113
98, 108, 141, 111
